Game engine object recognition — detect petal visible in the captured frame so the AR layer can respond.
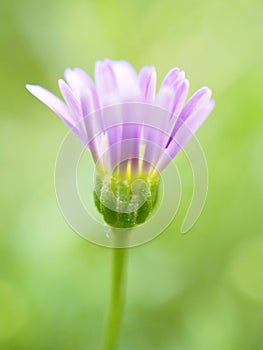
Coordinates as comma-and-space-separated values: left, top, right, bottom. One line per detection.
179, 87, 212, 122
157, 89, 214, 170
166, 98, 215, 160
25, 84, 86, 143
94, 59, 119, 106
138, 66, 156, 103
58, 79, 82, 120
79, 89, 93, 118
26, 84, 72, 124
167, 87, 212, 144
156, 86, 175, 112
80, 90, 104, 141
185, 99, 215, 133
64, 67, 93, 95
160, 67, 181, 88
63, 69, 104, 153
111, 60, 140, 101
156, 74, 189, 116
171, 79, 189, 116
58, 79, 90, 142
64, 68, 100, 111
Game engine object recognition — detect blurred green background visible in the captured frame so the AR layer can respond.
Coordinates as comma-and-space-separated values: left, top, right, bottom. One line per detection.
1, 0, 263, 349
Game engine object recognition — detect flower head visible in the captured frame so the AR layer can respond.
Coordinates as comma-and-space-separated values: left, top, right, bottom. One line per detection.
26, 59, 214, 228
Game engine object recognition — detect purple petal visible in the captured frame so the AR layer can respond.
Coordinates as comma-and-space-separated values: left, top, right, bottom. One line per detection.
185, 99, 215, 134
26, 84, 72, 124
63, 69, 104, 157
111, 60, 140, 101
179, 87, 212, 122
64, 68, 100, 112
64, 68, 93, 95
138, 66, 156, 103
167, 87, 212, 144
79, 89, 93, 118
95, 59, 119, 106
156, 87, 174, 112
165, 97, 215, 161
171, 79, 189, 116
58, 79, 82, 121
160, 67, 181, 88
156, 74, 189, 117
25, 84, 86, 143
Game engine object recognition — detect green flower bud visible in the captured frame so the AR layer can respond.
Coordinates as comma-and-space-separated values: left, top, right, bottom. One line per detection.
93, 160, 161, 228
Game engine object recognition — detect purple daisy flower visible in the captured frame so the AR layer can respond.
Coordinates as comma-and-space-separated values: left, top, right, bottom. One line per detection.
26, 59, 214, 228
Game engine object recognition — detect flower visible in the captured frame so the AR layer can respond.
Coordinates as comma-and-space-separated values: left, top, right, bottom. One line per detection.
26, 59, 214, 228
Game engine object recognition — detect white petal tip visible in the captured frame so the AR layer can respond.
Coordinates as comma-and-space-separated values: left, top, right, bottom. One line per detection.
202, 86, 212, 96
58, 78, 65, 86
25, 84, 36, 92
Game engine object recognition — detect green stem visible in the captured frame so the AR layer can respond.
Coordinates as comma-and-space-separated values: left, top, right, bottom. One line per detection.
103, 247, 128, 350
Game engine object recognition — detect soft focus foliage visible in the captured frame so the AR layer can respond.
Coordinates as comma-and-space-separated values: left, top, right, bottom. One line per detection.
0, 0, 263, 349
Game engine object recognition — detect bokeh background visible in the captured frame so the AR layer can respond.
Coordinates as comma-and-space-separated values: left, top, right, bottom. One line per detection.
1, 0, 263, 349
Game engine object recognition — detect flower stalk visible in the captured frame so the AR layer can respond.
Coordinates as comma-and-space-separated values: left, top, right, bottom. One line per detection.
103, 246, 128, 350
